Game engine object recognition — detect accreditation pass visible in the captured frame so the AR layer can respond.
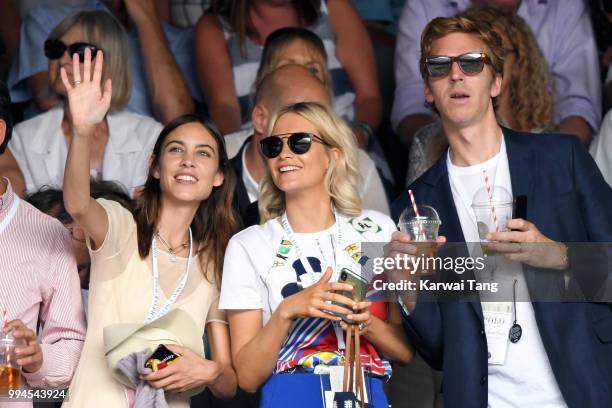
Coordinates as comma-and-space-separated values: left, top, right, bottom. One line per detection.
482, 302, 513, 365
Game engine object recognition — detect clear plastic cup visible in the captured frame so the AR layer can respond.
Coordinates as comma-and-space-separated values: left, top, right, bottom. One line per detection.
398, 205, 442, 274
471, 186, 513, 240
398, 205, 442, 241
0, 336, 23, 393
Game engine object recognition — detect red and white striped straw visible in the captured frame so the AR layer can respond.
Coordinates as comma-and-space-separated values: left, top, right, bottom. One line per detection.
483, 170, 500, 233
408, 190, 420, 218
408, 190, 425, 238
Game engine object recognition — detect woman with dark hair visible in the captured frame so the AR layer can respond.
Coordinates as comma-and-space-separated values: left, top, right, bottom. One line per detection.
194, 0, 381, 149
61, 49, 238, 407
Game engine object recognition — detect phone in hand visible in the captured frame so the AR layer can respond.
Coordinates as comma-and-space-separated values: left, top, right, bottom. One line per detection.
512, 195, 528, 221
145, 344, 181, 371
330, 268, 368, 324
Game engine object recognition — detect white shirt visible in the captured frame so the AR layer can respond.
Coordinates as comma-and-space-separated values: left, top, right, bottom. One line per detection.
241, 142, 261, 203
446, 138, 567, 408
9, 107, 163, 196
219, 209, 396, 321
224, 128, 391, 215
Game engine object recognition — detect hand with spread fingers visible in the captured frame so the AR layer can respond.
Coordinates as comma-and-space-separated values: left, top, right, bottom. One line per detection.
4, 320, 43, 373
278, 267, 357, 322
143, 345, 222, 393
60, 47, 112, 134
485, 218, 568, 270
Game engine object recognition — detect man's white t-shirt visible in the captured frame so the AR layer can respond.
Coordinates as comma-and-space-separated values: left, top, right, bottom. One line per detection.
446, 138, 567, 408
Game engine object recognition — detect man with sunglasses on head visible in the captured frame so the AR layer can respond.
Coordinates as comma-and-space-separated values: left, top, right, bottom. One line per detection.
392, 0, 601, 148
225, 63, 390, 227
0, 80, 86, 407
388, 15, 612, 408
7, 0, 194, 124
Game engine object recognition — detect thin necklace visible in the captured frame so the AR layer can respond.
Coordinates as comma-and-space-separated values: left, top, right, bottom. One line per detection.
155, 231, 189, 263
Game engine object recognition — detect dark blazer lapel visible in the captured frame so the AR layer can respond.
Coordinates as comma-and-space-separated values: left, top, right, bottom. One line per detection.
503, 127, 536, 202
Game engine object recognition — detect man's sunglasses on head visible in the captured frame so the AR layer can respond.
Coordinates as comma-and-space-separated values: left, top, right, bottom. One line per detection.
426, 52, 491, 77
44, 39, 100, 62
260, 132, 330, 159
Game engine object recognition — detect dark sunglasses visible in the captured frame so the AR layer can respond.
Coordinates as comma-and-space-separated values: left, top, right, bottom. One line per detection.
44, 39, 100, 62
426, 52, 491, 77
260, 132, 329, 159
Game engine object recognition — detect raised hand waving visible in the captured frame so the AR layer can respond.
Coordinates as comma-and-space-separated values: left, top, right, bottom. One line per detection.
60, 47, 112, 133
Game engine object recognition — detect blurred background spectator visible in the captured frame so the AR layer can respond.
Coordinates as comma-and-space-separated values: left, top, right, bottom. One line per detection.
0, 11, 162, 196
193, 0, 381, 151
587, 0, 612, 113
155, 0, 211, 28
0, 0, 21, 81
8, 0, 195, 124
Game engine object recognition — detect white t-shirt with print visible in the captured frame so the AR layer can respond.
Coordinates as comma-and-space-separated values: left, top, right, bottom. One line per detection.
220, 209, 396, 321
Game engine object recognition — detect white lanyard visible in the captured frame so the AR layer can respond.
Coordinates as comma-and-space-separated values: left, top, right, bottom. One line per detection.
280, 209, 347, 349
280, 210, 344, 284
0, 195, 20, 236
144, 228, 193, 324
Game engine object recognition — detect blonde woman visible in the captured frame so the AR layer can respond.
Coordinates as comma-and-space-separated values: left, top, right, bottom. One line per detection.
255, 27, 333, 101
219, 102, 412, 407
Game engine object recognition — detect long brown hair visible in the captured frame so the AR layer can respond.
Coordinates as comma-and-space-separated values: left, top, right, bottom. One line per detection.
133, 114, 239, 288
211, 0, 321, 55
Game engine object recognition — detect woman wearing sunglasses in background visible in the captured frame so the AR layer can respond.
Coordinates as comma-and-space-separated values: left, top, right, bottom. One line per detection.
219, 102, 413, 407
0, 10, 162, 197
61, 46, 238, 407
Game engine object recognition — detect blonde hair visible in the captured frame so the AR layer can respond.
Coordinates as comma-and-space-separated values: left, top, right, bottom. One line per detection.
255, 27, 332, 93
48, 11, 131, 111
258, 102, 361, 222
460, 6, 554, 131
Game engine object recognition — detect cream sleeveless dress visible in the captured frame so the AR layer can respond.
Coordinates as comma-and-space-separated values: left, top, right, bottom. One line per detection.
63, 199, 226, 407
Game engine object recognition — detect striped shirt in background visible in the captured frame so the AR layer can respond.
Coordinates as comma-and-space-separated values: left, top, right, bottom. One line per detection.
0, 178, 86, 408
219, 1, 356, 127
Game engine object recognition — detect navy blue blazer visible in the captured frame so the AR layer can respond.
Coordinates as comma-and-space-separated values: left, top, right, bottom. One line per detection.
391, 128, 612, 408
